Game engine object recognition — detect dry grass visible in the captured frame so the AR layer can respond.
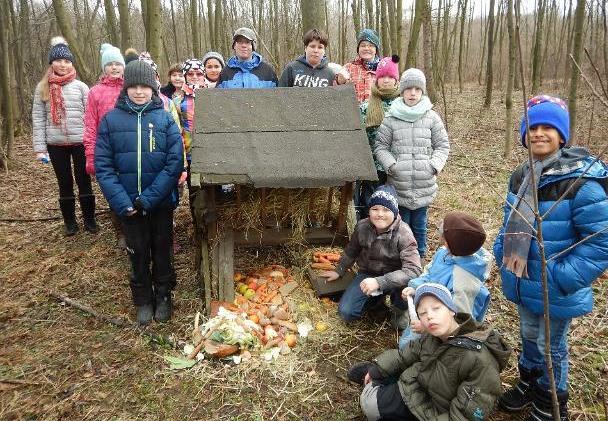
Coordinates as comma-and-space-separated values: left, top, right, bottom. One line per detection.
1, 83, 607, 420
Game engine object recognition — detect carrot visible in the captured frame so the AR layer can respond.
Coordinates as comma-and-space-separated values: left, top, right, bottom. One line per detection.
323, 253, 341, 262
313, 256, 320, 263
311, 262, 335, 270
271, 318, 299, 332
318, 256, 331, 264
264, 290, 279, 303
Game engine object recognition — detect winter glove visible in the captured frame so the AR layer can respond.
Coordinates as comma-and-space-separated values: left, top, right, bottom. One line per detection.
36, 152, 49, 164
133, 197, 146, 215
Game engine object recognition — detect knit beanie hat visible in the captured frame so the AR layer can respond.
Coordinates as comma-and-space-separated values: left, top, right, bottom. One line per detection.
232, 27, 257, 50
123, 60, 158, 94
414, 283, 458, 313
202, 51, 225, 68
368, 184, 399, 217
375, 55, 400, 81
138, 51, 158, 74
357, 29, 380, 52
520, 95, 570, 147
100, 43, 125, 70
124, 48, 139, 65
182, 58, 204, 75
48, 36, 74, 64
441, 211, 486, 256
400, 68, 426, 94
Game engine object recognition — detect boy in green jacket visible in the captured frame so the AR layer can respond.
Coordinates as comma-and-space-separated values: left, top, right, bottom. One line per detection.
348, 283, 511, 420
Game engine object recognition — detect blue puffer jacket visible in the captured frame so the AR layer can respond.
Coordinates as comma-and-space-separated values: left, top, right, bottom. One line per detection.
494, 148, 608, 319
95, 94, 184, 216
409, 246, 492, 322
216, 52, 278, 89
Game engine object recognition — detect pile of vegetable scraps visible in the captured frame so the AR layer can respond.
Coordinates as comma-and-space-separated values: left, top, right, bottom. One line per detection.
183, 265, 313, 364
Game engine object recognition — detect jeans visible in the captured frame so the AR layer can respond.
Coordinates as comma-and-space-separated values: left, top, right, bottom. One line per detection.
338, 272, 407, 322
518, 305, 571, 393
121, 208, 176, 306
398, 206, 428, 258
398, 327, 422, 350
47, 144, 93, 200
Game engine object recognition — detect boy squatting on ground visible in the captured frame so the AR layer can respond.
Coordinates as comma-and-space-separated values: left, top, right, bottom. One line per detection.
348, 283, 512, 421
374, 68, 450, 259
320, 185, 422, 322
95, 60, 184, 325
399, 211, 491, 350
494, 95, 608, 420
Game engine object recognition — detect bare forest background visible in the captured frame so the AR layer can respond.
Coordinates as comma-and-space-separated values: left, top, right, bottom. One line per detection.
0, 0, 604, 168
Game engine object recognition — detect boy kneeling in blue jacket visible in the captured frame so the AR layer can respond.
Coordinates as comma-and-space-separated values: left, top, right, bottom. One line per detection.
95, 60, 184, 325
494, 95, 608, 420
399, 211, 491, 350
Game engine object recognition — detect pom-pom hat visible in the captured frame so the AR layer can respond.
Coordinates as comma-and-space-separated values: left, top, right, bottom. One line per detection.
100, 43, 125, 70
48, 36, 74, 64
375, 55, 400, 81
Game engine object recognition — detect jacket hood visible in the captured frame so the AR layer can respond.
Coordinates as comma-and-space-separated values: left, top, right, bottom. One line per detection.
451, 313, 512, 371
296, 55, 329, 69
535, 147, 608, 185
115, 93, 164, 113
444, 247, 491, 281
99, 74, 124, 86
227, 51, 263, 71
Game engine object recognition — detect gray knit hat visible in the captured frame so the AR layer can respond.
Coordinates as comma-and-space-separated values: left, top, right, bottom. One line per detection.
202, 51, 225, 68
400, 68, 427, 94
123, 60, 158, 94
414, 283, 457, 313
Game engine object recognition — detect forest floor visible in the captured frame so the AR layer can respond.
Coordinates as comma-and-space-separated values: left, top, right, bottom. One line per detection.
1, 83, 608, 420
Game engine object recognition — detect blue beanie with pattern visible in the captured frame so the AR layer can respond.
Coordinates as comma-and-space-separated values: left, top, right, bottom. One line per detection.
520, 95, 570, 147
368, 184, 399, 217
357, 29, 381, 52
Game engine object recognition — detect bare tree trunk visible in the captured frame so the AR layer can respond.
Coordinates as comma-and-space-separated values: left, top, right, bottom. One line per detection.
364, 0, 374, 30
141, 0, 149, 46
603, 0, 608, 80
207, 0, 214, 51
458, 0, 467, 92
504, 0, 515, 159
405, 0, 424, 68
190, 0, 200, 56
531, 0, 545, 94
301, 0, 327, 34
396, 0, 403, 66
388, 0, 398, 54
0, 0, 14, 169
483, 0, 496, 108
568, 0, 586, 145
103, 0, 119, 46
168, 0, 179, 61
145, 0, 161, 59
51, 0, 93, 84
117, 0, 131, 51
341, 0, 347, 63
422, 0, 435, 102
352, 0, 362, 37
380, 0, 390, 53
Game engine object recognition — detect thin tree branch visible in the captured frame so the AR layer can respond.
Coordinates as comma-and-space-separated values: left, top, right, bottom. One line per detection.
583, 47, 608, 100
569, 53, 608, 109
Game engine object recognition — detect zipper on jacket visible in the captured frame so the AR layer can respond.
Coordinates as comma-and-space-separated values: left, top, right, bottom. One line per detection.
137, 112, 142, 195
148, 122, 155, 151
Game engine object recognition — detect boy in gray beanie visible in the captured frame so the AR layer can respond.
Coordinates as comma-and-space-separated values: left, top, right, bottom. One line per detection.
374, 67, 450, 258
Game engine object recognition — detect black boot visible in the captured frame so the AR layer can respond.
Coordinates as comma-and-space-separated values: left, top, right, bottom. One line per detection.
59, 197, 79, 236
498, 365, 541, 412
525, 387, 569, 421
79, 194, 99, 234
347, 361, 375, 385
136, 304, 154, 326
154, 294, 172, 323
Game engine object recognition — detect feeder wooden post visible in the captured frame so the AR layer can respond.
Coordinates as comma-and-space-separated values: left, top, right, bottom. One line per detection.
336, 183, 354, 235
217, 228, 235, 303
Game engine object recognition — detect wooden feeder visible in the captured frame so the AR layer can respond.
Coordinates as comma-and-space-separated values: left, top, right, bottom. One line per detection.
189, 86, 377, 312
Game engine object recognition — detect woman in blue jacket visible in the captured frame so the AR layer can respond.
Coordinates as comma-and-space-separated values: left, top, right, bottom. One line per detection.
494, 95, 608, 420
95, 60, 184, 325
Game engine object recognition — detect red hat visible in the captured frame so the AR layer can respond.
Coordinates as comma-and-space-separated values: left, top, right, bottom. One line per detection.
375, 55, 400, 81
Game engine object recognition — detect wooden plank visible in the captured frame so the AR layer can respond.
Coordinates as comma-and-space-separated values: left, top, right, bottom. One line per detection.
194, 86, 361, 134
218, 229, 235, 302
201, 237, 212, 315
324, 187, 334, 226
336, 183, 354, 235
233, 227, 348, 247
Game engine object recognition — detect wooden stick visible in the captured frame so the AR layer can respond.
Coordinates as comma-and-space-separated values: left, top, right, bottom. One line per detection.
324, 187, 334, 226
47, 290, 176, 347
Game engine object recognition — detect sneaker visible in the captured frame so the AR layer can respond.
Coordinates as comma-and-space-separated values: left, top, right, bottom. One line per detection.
154, 295, 172, 323
64, 220, 79, 236
136, 304, 153, 326
347, 361, 374, 385
498, 380, 533, 412
389, 305, 409, 330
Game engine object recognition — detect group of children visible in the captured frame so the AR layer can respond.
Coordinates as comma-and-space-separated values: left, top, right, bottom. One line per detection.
32, 26, 608, 421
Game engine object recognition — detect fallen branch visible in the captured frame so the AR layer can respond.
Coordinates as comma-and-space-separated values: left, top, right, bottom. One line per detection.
47, 290, 177, 348
0, 209, 111, 223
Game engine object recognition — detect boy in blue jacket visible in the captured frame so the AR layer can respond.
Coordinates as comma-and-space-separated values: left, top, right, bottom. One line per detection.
95, 60, 184, 325
494, 95, 608, 420
399, 211, 490, 349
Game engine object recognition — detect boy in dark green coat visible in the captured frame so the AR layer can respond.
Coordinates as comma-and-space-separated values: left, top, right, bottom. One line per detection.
348, 284, 511, 420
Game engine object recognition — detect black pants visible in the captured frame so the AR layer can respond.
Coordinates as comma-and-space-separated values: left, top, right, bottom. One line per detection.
355, 170, 387, 220
121, 208, 176, 306
47, 144, 93, 199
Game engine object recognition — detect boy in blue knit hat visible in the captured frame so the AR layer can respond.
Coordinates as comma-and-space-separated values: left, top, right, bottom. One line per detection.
494, 95, 608, 420
320, 185, 422, 322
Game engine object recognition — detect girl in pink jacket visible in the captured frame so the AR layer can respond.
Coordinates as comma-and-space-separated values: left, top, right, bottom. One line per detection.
83, 43, 126, 247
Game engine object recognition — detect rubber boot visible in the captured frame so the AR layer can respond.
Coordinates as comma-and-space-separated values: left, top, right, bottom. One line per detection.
79, 194, 99, 233
154, 294, 172, 323
136, 304, 153, 326
109, 211, 127, 249
498, 365, 541, 412
525, 386, 569, 421
59, 197, 79, 236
